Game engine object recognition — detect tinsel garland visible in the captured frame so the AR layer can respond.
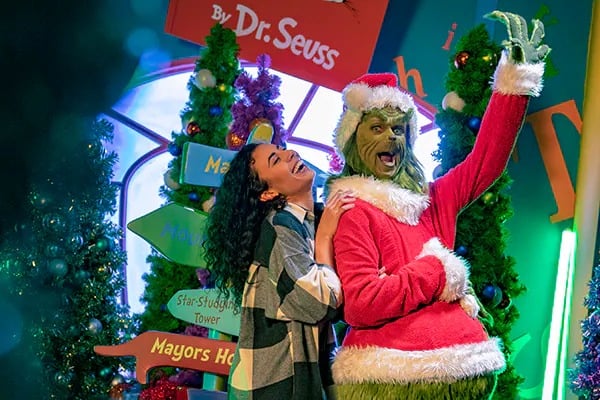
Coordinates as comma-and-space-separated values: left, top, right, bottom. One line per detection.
139, 377, 179, 400
569, 264, 600, 399
230, 53, 288, 146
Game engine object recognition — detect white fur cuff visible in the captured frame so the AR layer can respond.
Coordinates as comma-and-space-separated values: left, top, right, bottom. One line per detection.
492, 51, 545, 97
460, 294, 480, 318
332, 339, 506, 385
418, 238, 468, 302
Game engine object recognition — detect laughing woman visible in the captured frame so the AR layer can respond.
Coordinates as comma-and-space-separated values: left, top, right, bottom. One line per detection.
204, 143, 355, 399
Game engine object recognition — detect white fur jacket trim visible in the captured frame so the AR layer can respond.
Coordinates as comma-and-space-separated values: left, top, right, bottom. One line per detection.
328, 175, 429, 226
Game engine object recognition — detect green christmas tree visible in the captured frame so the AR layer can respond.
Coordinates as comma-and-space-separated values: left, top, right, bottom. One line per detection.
433, 24, 526, 400
137, 23, 240, 335
0, 116, 135, 399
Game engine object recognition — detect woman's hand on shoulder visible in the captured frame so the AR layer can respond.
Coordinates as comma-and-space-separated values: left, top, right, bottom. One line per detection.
317, 190, 356, 240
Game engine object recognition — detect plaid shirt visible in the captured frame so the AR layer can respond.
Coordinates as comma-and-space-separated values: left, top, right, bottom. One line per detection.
228, 203, 342, 400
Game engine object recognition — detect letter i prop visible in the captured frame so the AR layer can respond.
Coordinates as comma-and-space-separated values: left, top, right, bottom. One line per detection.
442, 23, 457, 50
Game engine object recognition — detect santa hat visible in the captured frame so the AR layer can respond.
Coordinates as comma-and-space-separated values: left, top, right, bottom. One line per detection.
333, 73, 418, 155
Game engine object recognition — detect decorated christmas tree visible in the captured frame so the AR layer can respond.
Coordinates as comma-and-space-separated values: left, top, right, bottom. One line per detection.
569, 253, 600, 399
137, 23, 240, 335
433, 24, 526, 399
0, 116, 135, 399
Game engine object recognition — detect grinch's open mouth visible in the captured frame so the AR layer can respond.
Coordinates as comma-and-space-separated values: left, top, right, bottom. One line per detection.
377, 152, 397, 167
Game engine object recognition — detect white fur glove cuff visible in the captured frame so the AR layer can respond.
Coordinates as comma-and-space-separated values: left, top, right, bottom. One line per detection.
418, 237, 468, 302
460, 294, 480, 318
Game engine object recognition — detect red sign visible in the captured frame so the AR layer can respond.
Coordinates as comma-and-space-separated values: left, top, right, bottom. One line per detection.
94, 331, 236, 384
165, 0, 390, 91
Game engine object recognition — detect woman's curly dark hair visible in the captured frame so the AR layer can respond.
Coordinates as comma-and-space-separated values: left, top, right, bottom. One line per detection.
203, 143, 285, 304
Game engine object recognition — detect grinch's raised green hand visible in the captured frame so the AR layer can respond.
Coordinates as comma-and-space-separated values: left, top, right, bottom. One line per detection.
485, 10, 551, 63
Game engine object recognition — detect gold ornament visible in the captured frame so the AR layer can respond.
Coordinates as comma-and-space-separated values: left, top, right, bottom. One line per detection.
226, 132, 245, 150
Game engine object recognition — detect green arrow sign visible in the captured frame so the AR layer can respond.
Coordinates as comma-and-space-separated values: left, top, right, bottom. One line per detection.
168, 288, 241, 336
127, 203, 208, 267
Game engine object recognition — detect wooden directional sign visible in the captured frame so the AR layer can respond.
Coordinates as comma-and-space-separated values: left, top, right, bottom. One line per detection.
168, 288, 241, 336
127, 203, 208, 267
180, 141, 326, 188
94, 331, 236, 384
180, 142, 236, 187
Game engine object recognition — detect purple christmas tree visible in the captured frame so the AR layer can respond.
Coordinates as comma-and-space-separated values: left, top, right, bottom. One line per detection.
229, 54, 288, 149
570, 257, 600, 399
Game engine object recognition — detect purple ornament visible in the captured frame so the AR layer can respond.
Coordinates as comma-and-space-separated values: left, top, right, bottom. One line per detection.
196, 268, 211, 288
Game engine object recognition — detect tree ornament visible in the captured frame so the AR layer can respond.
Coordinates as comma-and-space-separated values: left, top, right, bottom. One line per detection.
454, 51, 471, 69
74, 269, 91, 284
209, 105, 223, 116
87, 318, 103, 335
481, 52, 499, 66
226, 132, 245, 150
95, 235, 111, 251
481, 191, 497, 205
45, 243, 64, 258
188, 192, 200, 202
111, 374, 125, 386
54, 371, 74, 386
497, 290, 512, 310
67, 325, 80, 337
68, 233, 84, 249
441, 91, 466, 112
163, 169, 181, 190
43, 213, 66, 234
186, 121, 201, 136
110, 382, 133, 400
30, 193, 51, 208
481, 283, 503, 308
167, 142, 182, 156
467, 116, 482, 133
48, 258, 68, 277
455, 245, 468, 256
196, 268, 211, 288
218, 83, 227, 92
194, 68, 216, 89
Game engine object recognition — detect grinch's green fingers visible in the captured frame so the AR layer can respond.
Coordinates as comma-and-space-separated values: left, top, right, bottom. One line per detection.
530, 19, 545, 47
485, 10, 551, 63
485, 11, 526, 62
484, 11, 528, 40
530, 19, 551, 60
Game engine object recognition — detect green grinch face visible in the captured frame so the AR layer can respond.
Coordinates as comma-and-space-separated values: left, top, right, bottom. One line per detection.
356, 107, 412, 179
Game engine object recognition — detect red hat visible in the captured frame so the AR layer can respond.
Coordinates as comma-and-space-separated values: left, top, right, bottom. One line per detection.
334, 73, 418, 155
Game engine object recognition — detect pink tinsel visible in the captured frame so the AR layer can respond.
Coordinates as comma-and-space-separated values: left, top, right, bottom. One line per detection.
139, 377, 178, 400
328, 150, 344, 173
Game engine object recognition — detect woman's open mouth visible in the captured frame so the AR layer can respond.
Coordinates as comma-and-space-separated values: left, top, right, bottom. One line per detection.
292, 160, 307, 174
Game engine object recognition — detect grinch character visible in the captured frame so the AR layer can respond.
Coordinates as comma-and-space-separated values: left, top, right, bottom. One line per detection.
326, 11, 550, 400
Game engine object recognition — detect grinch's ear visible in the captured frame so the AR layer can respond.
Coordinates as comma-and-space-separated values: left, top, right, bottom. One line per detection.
259, 190, 279, 202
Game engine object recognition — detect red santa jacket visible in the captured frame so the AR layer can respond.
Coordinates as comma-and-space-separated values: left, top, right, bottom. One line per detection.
329, 89, 531, 385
